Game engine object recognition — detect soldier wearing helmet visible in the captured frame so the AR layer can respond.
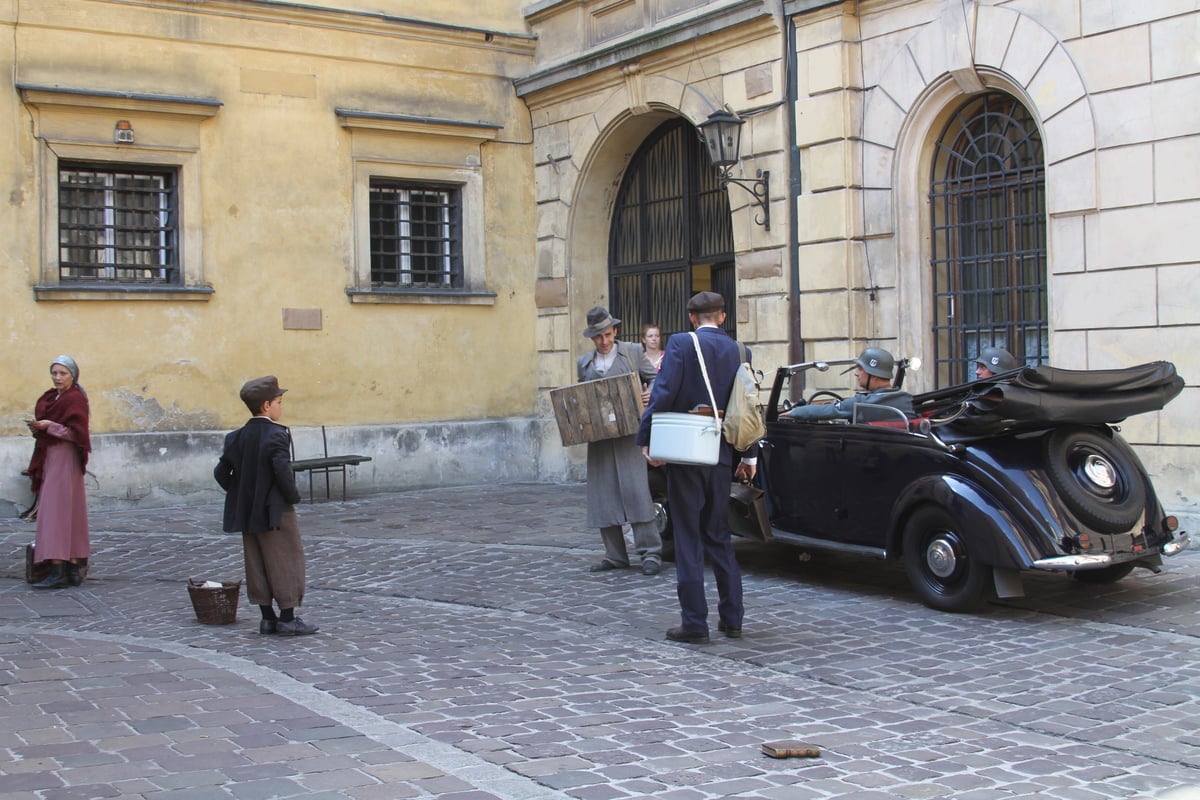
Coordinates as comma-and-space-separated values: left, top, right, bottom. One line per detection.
787, 346, 915, 422
975, 346, 1018, 380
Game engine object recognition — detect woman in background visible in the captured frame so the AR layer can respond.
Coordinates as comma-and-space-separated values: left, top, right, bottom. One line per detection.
26, 355, 91, 590
641, 323, 666, 371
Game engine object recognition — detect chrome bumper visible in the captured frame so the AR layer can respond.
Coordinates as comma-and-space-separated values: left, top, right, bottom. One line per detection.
1163, 531, 1190, 557
1034, 531, 1190, 571
1033, 554, 1114, 571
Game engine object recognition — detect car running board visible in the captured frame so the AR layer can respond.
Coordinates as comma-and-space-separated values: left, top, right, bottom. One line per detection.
768, 529, 888, 559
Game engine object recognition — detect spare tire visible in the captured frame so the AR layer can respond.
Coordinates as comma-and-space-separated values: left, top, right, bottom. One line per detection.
1043, 427, 1146, 533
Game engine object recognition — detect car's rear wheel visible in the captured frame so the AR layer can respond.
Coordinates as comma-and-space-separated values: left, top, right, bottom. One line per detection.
1043, 427, 1146, 533
1070, 562, 1136, 584
902, 506, 989, 613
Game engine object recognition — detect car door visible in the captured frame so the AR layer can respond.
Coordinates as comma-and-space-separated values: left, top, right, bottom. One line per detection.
762, 421, 860, 543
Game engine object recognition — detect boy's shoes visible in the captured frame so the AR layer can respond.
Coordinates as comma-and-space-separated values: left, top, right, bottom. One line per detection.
641, 560, 661, 575
276, 617, 319, 636
259, 619, 278, 635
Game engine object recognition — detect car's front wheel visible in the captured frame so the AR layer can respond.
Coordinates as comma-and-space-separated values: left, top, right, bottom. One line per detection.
902, 506, 989, 613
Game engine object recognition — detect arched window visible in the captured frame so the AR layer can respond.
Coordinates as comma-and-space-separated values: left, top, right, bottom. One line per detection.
609, 118, 736, 341
930, 93, 1048, 386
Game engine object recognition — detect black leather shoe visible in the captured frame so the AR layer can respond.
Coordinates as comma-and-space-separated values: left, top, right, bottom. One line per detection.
665, 626, 709, 644
65, 563, 82, 587
718, 621, 743, 639
589, 561, 623, 572
259, 619, 278, 635
276, 617, 319, 636
32, 564, 68, 590
641, 560, 661, 576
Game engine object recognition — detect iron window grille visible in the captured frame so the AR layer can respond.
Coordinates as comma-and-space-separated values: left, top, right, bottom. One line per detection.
369, 179, 462, 289
609, 119, 736, 341
58, 163, 179, 284
930, 93, 1048, 387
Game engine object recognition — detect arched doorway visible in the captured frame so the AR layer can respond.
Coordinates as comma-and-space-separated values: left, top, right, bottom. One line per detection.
608, 118, 736, 343
929, 92, 1048, 386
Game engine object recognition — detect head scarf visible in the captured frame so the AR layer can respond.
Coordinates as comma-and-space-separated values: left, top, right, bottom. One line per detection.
51, 354, 79, 381
51, 354, 86, 397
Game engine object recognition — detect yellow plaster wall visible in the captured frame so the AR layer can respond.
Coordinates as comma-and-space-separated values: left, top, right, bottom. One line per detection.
0, 0, 536, 435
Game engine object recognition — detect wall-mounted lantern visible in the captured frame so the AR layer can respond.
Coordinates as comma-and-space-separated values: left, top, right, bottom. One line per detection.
698, 109, 770, 230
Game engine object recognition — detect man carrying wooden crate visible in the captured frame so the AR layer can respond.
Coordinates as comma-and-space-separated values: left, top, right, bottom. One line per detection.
575, 307, 664, 576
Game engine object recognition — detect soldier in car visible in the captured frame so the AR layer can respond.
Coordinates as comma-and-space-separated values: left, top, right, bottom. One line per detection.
787, 347, 914, 422
975, 346, 1018, 380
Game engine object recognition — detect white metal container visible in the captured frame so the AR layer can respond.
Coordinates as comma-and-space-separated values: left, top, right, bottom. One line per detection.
648, 412, 721, 465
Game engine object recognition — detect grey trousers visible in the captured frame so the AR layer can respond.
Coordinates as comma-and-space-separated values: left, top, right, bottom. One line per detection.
242, 510, 306, 609
600, 520, 662, 567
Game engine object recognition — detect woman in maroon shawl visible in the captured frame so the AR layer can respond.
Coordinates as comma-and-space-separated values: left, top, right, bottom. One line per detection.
26, 355, 91, 590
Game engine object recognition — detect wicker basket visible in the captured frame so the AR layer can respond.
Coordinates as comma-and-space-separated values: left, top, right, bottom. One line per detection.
187, 579, 241, 625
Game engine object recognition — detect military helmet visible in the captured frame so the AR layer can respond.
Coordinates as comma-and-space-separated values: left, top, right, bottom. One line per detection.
977, 346, 1018, 373
854, 347, 895, 380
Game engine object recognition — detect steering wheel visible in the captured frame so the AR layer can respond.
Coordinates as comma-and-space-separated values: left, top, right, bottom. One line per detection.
807, 390, 844, 404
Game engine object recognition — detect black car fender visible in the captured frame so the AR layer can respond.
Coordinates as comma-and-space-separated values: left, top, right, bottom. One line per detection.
889, 474, 1038, 571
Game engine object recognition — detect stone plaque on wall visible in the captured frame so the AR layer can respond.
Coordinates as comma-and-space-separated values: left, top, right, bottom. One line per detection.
282, 308, 322, 330
590, 0, 640, 46
654, 0, 709, 23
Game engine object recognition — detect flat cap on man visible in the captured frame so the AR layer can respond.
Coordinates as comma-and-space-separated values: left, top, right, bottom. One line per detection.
240, 375, 287, 410
687, 291, 725, 314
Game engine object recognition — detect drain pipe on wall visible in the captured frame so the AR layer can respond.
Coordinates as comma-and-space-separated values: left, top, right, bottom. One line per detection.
784, 13, 804, 373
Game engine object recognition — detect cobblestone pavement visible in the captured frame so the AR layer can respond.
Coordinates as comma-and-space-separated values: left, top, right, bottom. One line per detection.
1, 483, 1198, 799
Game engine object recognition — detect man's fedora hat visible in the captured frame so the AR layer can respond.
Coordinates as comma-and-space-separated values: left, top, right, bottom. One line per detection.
582, 306, 621, 338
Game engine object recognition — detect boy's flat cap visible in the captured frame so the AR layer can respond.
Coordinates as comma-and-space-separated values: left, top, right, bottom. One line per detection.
240, 375, 287, 409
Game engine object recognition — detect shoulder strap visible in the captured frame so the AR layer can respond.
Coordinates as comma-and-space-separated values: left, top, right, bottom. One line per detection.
690, 332, 722, 421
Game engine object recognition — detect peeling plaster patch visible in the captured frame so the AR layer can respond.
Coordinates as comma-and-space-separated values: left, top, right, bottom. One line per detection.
110, 390, 219, 432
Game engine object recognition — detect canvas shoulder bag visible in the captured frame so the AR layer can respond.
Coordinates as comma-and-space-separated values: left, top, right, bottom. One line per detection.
724, 342, 765, 451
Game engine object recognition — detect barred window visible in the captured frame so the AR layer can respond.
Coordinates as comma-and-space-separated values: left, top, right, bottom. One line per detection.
58, 163, 179, 285
369, 180, 462, 289
929, 93, 1048, 387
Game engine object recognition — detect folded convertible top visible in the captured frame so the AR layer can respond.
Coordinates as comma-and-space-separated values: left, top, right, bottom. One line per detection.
921, 361, 1184, 434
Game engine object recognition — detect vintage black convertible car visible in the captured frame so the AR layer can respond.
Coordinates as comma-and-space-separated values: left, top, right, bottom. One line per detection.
653, 359, 1190, 612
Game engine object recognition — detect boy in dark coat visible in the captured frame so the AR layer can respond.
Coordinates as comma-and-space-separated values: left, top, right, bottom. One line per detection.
214, 376, 318, 636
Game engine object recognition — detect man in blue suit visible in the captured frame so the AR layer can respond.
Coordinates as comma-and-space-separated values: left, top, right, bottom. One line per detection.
637, 291, 757, 644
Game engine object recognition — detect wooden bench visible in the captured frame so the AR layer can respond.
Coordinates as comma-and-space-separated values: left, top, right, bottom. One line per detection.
290, 426, 372, 502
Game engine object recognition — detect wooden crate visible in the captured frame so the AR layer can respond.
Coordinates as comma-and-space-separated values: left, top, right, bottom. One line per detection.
550, 372, 645, 446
